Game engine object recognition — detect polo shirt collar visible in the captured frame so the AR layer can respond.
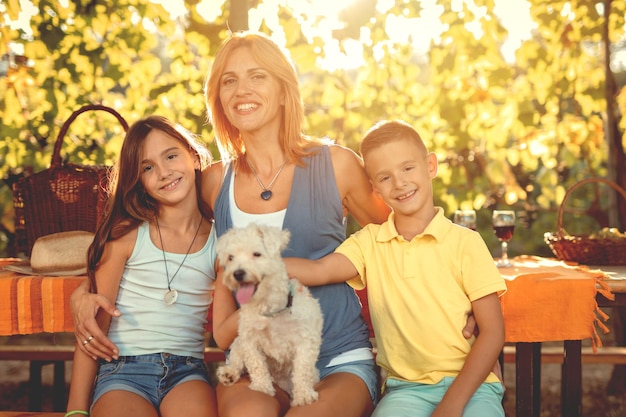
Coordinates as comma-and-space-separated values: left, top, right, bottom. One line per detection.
376, 207, 450, 242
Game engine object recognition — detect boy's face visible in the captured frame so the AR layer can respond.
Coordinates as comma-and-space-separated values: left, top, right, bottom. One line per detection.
365, 138, 437, 217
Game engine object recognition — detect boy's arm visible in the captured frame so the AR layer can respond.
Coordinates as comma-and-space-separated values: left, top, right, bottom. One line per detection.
431, 292, 505, 417
283, 253, 359, 286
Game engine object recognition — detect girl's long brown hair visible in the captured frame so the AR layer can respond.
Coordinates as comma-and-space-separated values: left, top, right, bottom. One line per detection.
204, 31, 325, 172
86, 115, 212, 292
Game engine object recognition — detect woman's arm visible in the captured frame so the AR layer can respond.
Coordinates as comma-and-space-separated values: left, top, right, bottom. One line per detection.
431, 293, 505, 417
71, 280, 120, 361
211, 264, 241, 351
329, 145, 390, 226
201, 161, 226, 212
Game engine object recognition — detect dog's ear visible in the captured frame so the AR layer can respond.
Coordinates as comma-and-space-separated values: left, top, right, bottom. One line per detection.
278, 228, 290, 252
256, 225, 290, 256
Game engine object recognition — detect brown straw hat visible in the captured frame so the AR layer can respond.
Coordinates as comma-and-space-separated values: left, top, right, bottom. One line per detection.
4, 231, 94, 276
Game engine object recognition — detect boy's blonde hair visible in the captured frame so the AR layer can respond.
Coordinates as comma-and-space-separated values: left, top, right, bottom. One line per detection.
360, 120, 428, 165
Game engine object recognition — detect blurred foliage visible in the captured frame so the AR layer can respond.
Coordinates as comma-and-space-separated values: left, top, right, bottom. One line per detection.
1, 0, 625, 258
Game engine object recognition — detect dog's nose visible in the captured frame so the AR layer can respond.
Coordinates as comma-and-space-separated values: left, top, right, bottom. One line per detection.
233, 269, 246, 282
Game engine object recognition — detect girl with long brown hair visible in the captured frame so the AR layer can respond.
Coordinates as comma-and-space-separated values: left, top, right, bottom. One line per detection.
66, 116, 218, 417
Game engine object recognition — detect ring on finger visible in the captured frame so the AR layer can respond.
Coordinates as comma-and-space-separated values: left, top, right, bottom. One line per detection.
87, 335, 94, 342
82, 339, 89, 345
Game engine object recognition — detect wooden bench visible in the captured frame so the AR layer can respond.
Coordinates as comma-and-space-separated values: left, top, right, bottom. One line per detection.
501, 345, 626, 364
0, 344, 226, 362
0, 344, 225, 412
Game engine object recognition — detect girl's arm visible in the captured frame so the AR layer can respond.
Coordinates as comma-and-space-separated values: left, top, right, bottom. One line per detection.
329, 145, 390, 226
66, 346, 99, 412
431, 293, 505, 417
66, 234, 132, 411
283, 253, 358, 287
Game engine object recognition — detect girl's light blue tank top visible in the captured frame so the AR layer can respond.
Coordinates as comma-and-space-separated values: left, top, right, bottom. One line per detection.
214, 145, 371, 368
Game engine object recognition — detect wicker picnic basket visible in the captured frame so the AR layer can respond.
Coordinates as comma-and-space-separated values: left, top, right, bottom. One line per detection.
12, 104, 128, 256
544, 177, 626, 265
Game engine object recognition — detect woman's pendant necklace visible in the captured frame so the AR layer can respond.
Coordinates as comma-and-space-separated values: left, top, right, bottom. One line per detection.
247, 158, 288, 201
156, 216, 202, 305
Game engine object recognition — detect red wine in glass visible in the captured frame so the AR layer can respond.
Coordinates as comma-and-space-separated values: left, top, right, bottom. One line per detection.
492, 210, 516, 267
494, 225, 515, 242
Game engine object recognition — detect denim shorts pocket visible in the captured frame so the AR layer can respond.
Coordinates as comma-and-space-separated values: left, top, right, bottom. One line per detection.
186, 357, 209, 372
97, 358, 125, 379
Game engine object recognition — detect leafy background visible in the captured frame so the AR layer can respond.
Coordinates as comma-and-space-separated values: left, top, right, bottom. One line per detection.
1, 0, 625, 258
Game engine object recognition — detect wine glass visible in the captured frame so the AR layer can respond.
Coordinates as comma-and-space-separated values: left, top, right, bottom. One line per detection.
492, 210, 516, 267
453, 210, 477, 231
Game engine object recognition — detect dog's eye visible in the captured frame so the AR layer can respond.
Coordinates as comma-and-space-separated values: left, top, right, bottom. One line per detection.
253, 252, 262, 257
228, 254, 234, 261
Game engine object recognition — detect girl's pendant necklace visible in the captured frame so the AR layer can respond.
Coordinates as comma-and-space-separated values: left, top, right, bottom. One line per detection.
247, 158, 288, 201
156, 216, 202, 305
164, 288, 178, 305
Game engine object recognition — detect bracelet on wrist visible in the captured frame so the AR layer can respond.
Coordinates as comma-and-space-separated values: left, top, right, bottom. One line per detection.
65, 411, 89, 417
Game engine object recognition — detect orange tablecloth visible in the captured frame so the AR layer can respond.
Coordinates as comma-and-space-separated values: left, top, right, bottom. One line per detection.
0, 259, 86, 336
499, 255, 613, 347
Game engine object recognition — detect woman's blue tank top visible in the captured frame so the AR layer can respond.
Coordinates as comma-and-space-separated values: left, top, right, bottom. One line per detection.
214, 146, 371, 368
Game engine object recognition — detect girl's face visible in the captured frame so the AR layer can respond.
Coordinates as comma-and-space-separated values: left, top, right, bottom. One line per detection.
366, 138, 437, 218
218, 46, 284, 136
139, 129, 199, 207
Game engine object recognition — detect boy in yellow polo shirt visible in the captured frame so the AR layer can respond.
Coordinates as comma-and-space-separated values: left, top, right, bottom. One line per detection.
285, 119, 506, 417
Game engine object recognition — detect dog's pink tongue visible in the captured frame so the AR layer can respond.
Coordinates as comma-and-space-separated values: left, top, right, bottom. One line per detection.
236, 283, 255, 305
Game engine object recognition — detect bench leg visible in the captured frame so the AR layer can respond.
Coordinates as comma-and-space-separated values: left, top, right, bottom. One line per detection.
29, 361, 44, 411
52, 361, 66, 411
28, 360, 67, 411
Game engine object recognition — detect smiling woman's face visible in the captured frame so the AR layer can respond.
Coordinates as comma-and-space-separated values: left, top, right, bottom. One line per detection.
218, 46, 285, 136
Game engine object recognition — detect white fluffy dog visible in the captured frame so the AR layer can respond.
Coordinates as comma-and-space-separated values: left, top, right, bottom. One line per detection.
215, 223, 324, 406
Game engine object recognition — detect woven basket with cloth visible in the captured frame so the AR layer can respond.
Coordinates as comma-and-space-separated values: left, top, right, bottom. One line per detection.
12, 104, 128, 256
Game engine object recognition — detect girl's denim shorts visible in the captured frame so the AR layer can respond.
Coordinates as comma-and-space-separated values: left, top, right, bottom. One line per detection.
92, 353, 211, 409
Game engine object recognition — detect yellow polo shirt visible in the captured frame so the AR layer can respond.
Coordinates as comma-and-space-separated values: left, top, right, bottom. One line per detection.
336, 208, 506, 385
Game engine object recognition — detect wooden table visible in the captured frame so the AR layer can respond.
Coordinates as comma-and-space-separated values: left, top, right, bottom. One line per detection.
502, 260, 625, 417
